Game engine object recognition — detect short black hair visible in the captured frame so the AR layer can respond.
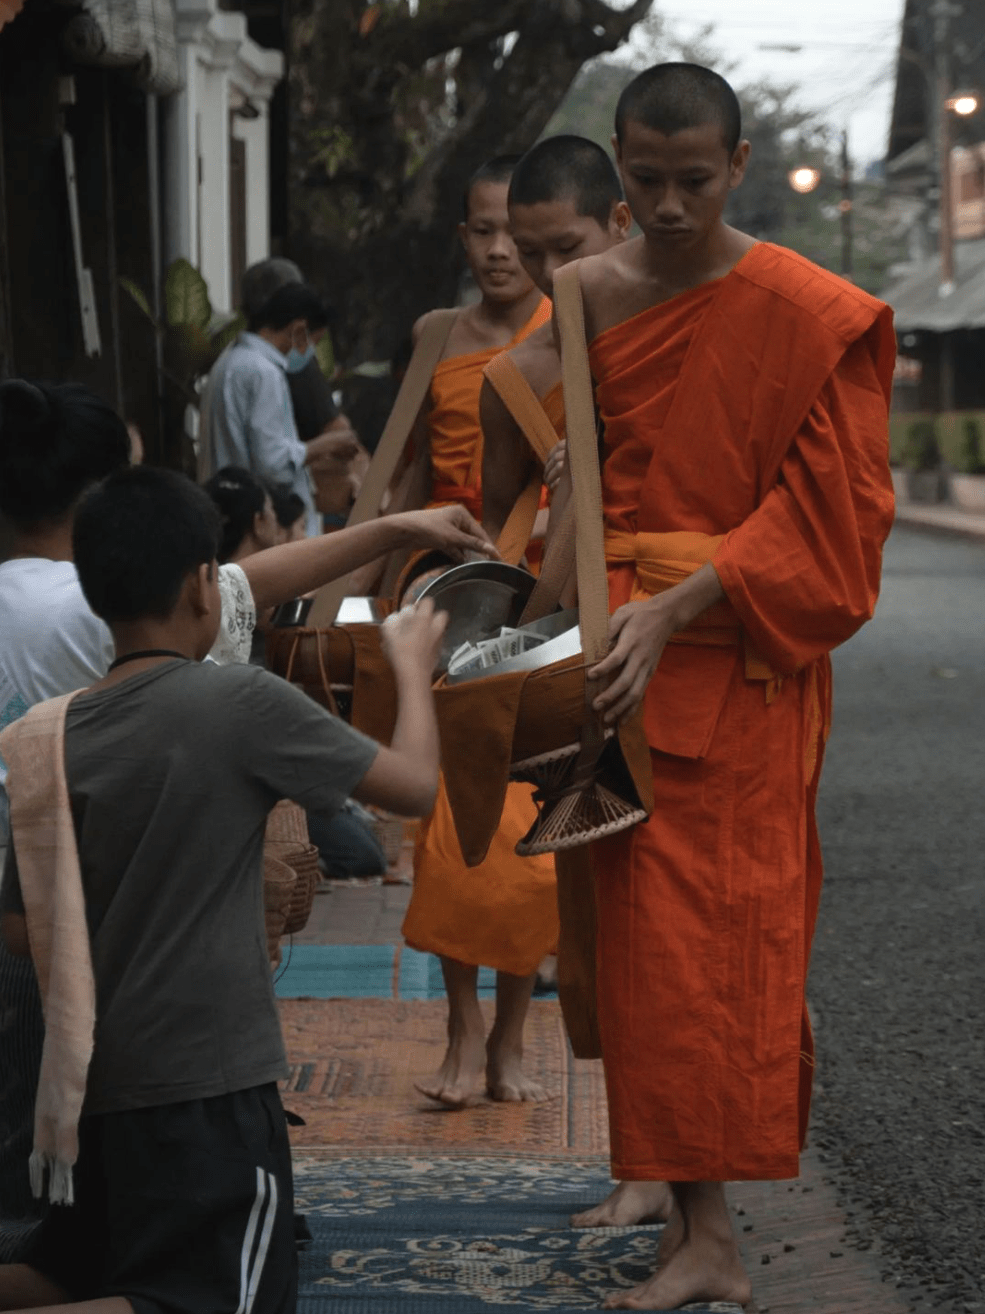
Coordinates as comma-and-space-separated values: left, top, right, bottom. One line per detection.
615, 63, 742, 155
204, 465, 269, 562
74, 467, 221, 623
247, 281, 330, 334
266, 482, 306, 531
509, 135, 623, 227
463, 154, 524, 220
0, 380, 130, 528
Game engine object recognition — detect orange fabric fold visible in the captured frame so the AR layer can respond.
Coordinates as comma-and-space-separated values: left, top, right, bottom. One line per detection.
604, 527, 779, 688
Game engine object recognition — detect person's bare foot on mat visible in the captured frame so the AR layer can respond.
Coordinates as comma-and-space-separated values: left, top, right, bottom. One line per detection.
415, 1032, 486, 1107
571, 1180, 673, 1228
486, 1042, 548, 1102
602, 1232, 752, 1309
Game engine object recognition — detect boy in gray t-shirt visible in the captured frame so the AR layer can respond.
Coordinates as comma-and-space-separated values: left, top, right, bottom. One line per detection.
0, 467, 446, 1314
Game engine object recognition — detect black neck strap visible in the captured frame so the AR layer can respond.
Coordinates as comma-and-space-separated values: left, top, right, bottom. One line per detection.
108, 649, 189, 672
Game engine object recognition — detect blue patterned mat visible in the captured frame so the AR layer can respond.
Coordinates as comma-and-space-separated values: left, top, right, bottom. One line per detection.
275, 944, 554, 1002
295, 1155, 743, 1313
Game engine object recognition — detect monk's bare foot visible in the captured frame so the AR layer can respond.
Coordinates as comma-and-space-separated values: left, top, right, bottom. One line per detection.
654, 1203, 684, 1268
415, 1034, 486, 1108
486, 1044, 548, 1102
602, 1230, 752, 1310
570, 1180, 673, 1228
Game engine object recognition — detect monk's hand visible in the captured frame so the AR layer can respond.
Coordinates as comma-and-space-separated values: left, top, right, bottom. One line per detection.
399, 506, 500, 562
587, 597, 677, 725
543, 440, 567, 494
381, 598, 448, 679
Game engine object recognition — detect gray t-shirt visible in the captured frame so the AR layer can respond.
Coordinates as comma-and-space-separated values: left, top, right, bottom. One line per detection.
1, 659, 378, 1116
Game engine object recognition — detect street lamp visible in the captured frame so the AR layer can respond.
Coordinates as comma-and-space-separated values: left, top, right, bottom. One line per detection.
946, 93, 979, 117
788, 166, 822, 194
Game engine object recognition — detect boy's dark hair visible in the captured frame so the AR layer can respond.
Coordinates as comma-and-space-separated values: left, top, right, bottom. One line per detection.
205, 466, 269, 561
463, 154, 524, 220
509, 135, 624, 227
247, 282, 330, 334
266, 482, 306, 531
74, 467, 221, 623
615, 62, 742, 155
0, 380, 130, 528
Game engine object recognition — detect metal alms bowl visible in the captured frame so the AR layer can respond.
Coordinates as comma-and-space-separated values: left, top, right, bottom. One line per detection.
444, 608, 582, 685
414, 559, 539, 673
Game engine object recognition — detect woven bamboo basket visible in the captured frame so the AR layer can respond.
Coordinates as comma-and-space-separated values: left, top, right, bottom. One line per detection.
263, 855, 295, 969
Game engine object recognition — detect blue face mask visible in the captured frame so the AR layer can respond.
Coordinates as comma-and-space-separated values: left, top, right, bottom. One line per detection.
285, 341, 316, 374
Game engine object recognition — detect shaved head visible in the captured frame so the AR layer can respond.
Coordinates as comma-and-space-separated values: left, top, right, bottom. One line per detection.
508, 135, 624, 227
615, 63, 742, 155
463, 154, 523, 220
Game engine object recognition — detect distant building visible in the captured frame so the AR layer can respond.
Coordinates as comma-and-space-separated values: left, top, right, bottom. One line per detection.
882, 0, 985, 427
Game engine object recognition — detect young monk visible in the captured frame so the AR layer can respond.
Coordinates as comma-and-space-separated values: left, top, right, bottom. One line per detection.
400, 157, 559, 1107
479, 137, 674, 1233
551, 64, 895, 1310
479, 135, 631, 546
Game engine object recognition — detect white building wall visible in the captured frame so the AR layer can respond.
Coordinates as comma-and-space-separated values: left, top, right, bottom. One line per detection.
164, 0, 283, 313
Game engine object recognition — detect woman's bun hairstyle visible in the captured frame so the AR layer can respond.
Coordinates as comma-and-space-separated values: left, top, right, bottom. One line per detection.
0, 379, 130, 527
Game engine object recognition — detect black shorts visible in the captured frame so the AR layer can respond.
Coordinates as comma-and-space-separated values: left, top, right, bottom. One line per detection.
24, 1083, 296, 1314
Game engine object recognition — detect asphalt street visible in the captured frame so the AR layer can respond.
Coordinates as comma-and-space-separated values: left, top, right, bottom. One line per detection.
810, 525, 985, 1314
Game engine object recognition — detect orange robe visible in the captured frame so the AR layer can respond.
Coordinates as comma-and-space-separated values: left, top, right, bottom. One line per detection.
590, 243, 895, 1181
402, 297, 559, 976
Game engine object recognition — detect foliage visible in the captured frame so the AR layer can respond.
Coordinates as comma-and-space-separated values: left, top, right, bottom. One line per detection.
901, 420, 941, 472
288, 0, 657, 368
121, 259, 245, 406
957, 418, 985, 474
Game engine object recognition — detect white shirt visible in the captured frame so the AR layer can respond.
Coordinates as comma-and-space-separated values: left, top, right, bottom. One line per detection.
0, 559, 255, 811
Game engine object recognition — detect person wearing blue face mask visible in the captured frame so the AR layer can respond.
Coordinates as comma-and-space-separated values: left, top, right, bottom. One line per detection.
199, 281, 349, 537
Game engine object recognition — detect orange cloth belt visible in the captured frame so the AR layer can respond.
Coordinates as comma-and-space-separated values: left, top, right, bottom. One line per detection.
604, 528, 779, 687
429, 482, 483, 519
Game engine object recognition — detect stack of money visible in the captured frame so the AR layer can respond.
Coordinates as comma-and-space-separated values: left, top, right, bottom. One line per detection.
447, 625, 549, 677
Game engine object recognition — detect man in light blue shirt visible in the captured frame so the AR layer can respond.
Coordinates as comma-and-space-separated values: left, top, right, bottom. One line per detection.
199, 282, 329, 537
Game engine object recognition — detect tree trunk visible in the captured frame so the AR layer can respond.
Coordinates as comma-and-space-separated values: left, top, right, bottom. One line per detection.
287, 0, 654, 377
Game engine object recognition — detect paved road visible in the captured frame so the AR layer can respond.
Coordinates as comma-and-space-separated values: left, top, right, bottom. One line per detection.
810, 525, 985, 1314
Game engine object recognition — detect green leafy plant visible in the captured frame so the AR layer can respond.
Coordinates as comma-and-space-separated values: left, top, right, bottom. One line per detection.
901, 420, 941, 473
120, 259, 244, 407
957, 418, 985, 474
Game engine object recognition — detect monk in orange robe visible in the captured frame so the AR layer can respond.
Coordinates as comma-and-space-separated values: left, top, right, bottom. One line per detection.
481, 135, 687, 1233
551, 65, 896, 1310
400, 156, 558, 1106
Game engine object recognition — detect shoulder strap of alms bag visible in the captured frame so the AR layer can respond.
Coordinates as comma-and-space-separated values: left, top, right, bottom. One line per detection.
307, 308, 460, 627
484, 352, 563, 567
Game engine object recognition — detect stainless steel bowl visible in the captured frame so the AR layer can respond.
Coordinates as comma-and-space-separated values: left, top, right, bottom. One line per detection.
444, 608, 582, 685
414, 560, 539, 673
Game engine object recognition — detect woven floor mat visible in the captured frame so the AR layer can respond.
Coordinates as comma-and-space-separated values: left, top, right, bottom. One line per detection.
293, 1153, 743, 1313
279, 997, 608, 1158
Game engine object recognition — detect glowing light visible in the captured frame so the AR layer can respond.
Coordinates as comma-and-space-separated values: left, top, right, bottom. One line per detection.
948, 94, 979, 116
788, 167, 822, 194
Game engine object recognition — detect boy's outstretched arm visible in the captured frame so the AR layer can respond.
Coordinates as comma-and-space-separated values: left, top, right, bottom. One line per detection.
351, 600, 446, 817
240, 505, 495, 612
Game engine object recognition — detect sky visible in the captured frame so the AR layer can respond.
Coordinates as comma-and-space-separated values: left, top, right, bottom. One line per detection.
624, 0, 906, 167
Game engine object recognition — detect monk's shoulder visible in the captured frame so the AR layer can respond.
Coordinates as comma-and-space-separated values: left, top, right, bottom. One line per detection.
737, 243, 889, 341
505, 325, 557, 395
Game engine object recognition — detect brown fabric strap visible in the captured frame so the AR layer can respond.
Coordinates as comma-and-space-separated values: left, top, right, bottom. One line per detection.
518, 499, 575, 623
484, 352, 561, 463
553, 262, 610, 664
308, 308, 459, 627
484, 352, 563, 568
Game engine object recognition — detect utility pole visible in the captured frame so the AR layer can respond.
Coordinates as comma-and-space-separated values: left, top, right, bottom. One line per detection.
839, 128, 853, 278
932, 0, 960, 296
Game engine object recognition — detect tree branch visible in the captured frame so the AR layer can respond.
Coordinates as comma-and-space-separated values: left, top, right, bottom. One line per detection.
370, 0, 529, 67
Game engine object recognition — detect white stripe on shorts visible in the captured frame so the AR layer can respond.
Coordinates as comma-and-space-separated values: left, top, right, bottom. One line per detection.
236, 1167, 277, 1314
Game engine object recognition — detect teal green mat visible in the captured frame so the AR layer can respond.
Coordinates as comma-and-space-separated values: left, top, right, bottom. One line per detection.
274, 944, 501, 1000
